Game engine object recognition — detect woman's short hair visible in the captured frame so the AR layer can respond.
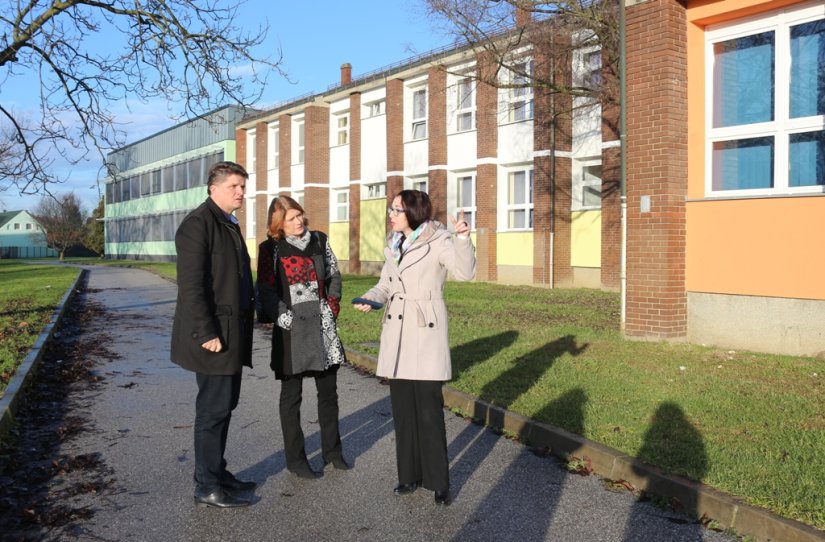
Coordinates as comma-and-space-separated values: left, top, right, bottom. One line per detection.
397, 190, 432, 230
206, 161, 248, 196
267, 195, 309, 240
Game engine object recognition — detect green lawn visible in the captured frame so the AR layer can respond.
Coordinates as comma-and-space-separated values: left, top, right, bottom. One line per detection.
0, 260, 80, 393
4, 260, 823, 530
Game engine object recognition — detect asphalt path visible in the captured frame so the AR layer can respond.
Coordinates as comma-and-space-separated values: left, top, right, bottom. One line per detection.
48, 265, 737, 542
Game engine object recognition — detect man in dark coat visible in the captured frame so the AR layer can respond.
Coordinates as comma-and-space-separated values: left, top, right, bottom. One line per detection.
171, 161, 256, 508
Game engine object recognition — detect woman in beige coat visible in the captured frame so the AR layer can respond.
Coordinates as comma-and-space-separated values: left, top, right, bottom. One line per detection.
354, 190, 475, 506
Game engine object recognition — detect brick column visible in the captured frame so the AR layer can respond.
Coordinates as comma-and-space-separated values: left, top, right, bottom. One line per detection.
601, 95, 621, 290
255, 121, 269, 243
428, 66, 448, 224
349, 92, 362, 273
304, 105, 330, 233
278, 114, 292, 193
386, 79, 405, 220
533, 42, 573, 287
624, 0, 688, 338
235, 127, 248, 237
476, 51, 498, 282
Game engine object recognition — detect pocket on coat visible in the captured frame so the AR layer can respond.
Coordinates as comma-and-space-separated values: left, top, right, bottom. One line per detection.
422, 302, 439, 329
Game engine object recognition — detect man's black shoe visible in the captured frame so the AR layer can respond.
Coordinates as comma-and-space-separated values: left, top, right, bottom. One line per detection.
326, 456, 351, 470
434, 490, 450, 506
194, 489, 251, 508
393, 482, 418, 495
221, 473, 257, 492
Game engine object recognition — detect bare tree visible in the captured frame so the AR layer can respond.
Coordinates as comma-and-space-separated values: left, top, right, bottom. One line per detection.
422, 0, 620, 107
33, 192, 86, 260
0, 0, 286, 198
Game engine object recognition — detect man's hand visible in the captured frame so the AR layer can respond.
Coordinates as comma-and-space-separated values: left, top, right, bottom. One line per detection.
201, 338, 223, 352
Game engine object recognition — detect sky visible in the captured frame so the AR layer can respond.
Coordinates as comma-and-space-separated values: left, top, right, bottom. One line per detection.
0, 0, 454, 213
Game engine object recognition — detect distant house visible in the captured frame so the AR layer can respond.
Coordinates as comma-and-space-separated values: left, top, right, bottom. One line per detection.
0, 210, 57, 259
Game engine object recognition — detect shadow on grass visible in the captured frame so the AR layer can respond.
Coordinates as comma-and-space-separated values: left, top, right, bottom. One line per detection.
622, 402, 708, 540
451, 330, 519, 377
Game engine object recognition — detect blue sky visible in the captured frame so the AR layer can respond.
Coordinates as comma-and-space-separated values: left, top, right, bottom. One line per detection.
0, 0, 452, 213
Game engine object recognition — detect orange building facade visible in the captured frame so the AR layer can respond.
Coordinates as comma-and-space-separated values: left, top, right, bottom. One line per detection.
625, 0, 825, 355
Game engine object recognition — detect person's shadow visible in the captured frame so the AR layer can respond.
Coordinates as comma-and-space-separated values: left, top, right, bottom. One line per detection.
621, 401, 708, 541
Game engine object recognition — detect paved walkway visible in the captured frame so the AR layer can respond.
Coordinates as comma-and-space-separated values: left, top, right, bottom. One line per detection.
39, 265, 738, 541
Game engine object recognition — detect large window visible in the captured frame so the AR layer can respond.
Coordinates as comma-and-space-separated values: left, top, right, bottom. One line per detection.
269, 125, 279, 170
573, 159, 602, 210
337, 114, 349, 145
296, 120, 305, 165
456, 78, 475, 132
706, 6, 825, 194
248, 130, 256, 173
456, 174, 476, 230
412, 88, 427, 140
507, 169, 534, 230
507, 60, 534, 123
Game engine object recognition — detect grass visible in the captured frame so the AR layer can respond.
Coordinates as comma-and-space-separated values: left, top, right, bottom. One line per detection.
4, 260, 823, 530
0, 260, 80, 394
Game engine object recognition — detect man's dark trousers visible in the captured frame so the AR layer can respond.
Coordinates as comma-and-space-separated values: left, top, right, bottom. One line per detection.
194, 372, 242, 494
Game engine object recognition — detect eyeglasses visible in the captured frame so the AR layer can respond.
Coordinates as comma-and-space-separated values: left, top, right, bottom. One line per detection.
387, 207, 406, 217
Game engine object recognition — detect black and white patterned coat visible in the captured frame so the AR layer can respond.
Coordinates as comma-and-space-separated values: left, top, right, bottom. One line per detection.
257, 231, 346, 379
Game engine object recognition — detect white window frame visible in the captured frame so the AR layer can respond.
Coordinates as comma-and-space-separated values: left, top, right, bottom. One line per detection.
332, 188, 349, 222
364, 182, 386, 200
294, 119, 305, 165
268, 124, 279, 170
572, 158, 603, 211
455, 173, 477, 230
247, 129, 257, 173
411, 88, 428, 140
456, 77, 476, 132
335, 113, 349, 146
407, 176, 428, 193
507, 59, 535, 123
506, 168, 534, 230
245, 196, 256, 239
705, 4, 825, 197
367, 100, 385, 117
293, 190, 305, 207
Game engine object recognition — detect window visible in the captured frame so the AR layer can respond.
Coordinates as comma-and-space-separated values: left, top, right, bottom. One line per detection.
13, 223, 20, 230
246, 197, 256, 239
162, 165, 175, 193
248, 130, 257, 173
408, 177, 428, 192
140, 172, 151, 196
368, 100, 385, 117
151, 170, 162, 194
297, 121, 305, 164
270, 126, 279, 169
337, 114, 349, 145
507, 60, 534, 122
333, 189, 349, 221
456, 174, 476, 230
573, 160, 602, 210
456, 78, 475, 132
412, 88, 427, 140
706, 7, 825, 194
293, 191, 305, 207
26, 223, 32, 230
507, 169, 534, 229
365, 182, 386, 199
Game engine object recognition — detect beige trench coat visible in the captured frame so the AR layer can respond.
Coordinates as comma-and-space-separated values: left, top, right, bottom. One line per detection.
361, 221, 476, 381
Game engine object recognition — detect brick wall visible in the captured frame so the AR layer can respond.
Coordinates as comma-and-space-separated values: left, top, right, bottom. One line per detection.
235, 127, 248, 237
349, 92, 362, 273
625, 0, 688, 337
304, 105, 330, 232
386, 79, 405, 221
476, 51, 498, 282
428, 66, 448, 224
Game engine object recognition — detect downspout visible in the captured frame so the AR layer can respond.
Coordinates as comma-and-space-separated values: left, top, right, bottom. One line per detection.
549, 54, 556, 289
619, 1, 628, 331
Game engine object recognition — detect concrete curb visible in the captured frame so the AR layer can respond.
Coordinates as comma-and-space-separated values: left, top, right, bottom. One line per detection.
345, 347, 825, 542
0, 268, 86, 439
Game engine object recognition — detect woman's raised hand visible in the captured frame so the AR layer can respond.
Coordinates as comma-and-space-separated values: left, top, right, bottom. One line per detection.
450, 210, 470, 237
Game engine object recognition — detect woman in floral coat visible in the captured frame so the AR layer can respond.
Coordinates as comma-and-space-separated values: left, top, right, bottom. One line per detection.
354, 190, 475, 506
257, 195, 349, 479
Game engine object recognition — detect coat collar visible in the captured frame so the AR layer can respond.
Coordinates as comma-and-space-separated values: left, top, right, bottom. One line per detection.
385, 221, 450, 272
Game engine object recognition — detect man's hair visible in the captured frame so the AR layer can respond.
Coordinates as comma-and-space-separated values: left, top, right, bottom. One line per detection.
397, 190, 433, 230
207, 161, 249, 195
267, 195, 309, 240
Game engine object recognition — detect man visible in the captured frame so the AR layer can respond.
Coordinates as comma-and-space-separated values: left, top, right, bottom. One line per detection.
171, 161, 256, 508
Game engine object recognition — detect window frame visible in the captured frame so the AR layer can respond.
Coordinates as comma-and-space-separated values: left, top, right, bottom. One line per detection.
506, 59, 535, 123
456, 77, 475, 133
247, 129, 257, 173
455, 173, 477, 231
506, 168, 534, 231
332, 188, 349, 222
705, 4, 825, 197
336, 113, 349, 146
411, 87, 428, 140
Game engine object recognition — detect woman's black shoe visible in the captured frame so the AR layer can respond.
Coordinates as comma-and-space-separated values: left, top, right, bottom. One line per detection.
326, 456, 352, 470
194, 489, 251, 508
393, 482, 418, 495
434, 490, 450, 506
